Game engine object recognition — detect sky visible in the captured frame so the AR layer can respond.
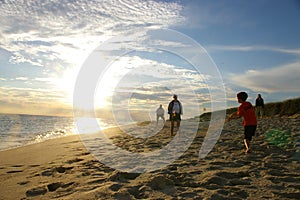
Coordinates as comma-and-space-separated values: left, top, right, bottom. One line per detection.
0, 0, 300, 119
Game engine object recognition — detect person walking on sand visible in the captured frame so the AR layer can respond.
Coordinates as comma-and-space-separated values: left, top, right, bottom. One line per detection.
156, 104, 165, 125
168, 94, 183, 136
255, 94, 264, 118
227, 92, 257, 154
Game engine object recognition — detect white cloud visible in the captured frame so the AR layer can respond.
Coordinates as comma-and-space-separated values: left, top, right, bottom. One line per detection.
150, 39, 189, 48
0, 86, 73, 116
0, 0, 185, 68
0, 86, 66, 104
15, 77, 28, 81
207, 45, 300, 56
230, 61, 300, 93
0, 0, 187, 115
91, 54, 216, 119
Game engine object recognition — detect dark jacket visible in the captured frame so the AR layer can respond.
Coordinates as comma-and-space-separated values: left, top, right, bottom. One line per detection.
168, 100, 183, 115
255, 98, 264, 108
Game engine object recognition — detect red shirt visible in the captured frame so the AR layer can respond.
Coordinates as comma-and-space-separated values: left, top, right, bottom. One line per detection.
238, 101, 257, 126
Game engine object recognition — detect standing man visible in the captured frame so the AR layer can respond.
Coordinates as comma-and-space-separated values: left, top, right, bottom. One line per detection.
156, 104, 165, 125
168, 94, 183, 136
255, 94, 264, 118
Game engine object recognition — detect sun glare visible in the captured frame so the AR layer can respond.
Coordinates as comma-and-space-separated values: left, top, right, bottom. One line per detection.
53, 67, 79, 104
94, 73, 118, 109
94, 57, 138, 109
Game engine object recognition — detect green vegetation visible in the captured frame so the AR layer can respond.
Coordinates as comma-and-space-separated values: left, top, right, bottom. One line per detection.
264, 97, 300, 117
265, 129, 293, 148
200, 97, 300, 119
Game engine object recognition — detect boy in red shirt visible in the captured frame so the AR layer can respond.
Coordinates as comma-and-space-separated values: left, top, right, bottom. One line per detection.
227, 92, 257, 153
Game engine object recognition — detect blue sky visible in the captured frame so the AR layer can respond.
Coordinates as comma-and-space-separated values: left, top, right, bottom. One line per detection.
0, 0, 299, 118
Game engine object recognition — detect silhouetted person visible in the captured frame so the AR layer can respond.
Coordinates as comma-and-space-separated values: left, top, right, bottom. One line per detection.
168, 94, 183, 136
255, 94, 264, 118
227, 92, 257, 153
156, 104, 165, 125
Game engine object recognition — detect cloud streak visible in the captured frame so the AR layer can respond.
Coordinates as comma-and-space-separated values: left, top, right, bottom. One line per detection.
229, 61, 300, 93
207, 45, 300, 56
0, 86, 72, 116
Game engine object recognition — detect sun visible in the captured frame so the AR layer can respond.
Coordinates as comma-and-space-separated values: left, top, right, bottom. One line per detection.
52, 67, 79, 104
94, 73, 117, 109
52, 65, 115, 110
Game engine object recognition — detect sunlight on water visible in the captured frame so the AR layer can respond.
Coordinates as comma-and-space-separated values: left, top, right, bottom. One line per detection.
0, 114, 76, 150
74, 117, 116, 134
0, 114, 130, 151
34, 130, 70, 142
75, 117, 101, 134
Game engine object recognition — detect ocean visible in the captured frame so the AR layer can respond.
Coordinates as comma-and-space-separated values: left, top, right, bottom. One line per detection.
0, 113, 116, 151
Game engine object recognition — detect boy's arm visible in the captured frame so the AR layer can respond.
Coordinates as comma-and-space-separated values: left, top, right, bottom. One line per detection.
225, 112, 238, 123
229, 112, 238, 119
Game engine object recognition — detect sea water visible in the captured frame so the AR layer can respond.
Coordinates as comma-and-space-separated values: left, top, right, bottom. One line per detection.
0, 113, 116, 151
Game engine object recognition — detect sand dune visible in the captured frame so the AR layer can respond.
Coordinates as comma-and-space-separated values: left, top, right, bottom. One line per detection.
0, 116, 299, 199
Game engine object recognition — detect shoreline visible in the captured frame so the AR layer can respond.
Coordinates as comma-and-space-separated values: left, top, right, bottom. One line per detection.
0, 133, 78, 153
0, 118, 191, 152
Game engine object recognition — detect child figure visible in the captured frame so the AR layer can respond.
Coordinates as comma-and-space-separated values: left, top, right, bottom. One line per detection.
227, 92, 257, 153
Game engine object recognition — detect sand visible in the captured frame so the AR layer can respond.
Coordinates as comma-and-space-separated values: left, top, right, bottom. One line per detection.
0, 116, 300, 199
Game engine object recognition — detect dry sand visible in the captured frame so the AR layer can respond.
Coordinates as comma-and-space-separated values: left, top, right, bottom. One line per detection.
0, 116, 300, 199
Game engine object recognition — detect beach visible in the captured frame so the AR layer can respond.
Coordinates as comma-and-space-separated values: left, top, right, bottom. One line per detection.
1, 116, 300, 199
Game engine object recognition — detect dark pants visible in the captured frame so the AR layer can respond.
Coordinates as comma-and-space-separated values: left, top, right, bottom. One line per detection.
244, 125, 257, 141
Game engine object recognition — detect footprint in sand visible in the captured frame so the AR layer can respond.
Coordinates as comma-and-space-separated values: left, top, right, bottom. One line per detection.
26, 186, 47, 197
6, 170, 23, 173
6, 164, 24, 173
41, 166, 73, 176
18, 181, 30, 185
66, 158, 84, 164
47, 182, 62, 192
